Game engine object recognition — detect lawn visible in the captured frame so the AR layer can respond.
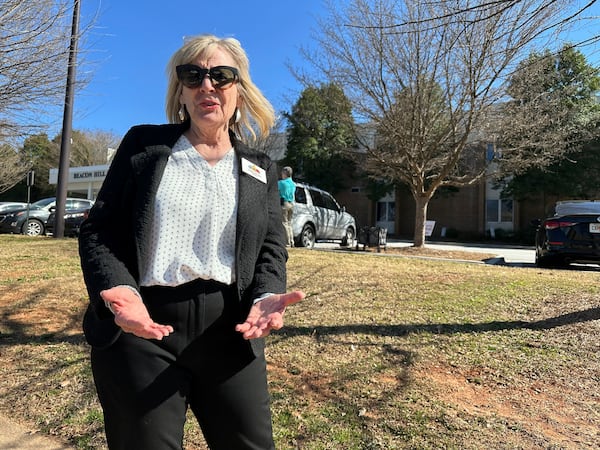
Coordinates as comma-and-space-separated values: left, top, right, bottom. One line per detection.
0, 235, 598, 449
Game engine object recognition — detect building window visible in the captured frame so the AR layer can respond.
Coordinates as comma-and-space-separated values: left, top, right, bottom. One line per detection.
377, 201, 395, 222
501, 199, 513, 222
486, 199, 499, 222
486, 142, 503, 161
486, 143, 495, 161
486, 199, 513, 223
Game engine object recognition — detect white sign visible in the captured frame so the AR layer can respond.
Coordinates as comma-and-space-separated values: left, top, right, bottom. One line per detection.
425, 220, 436, 237
49, 164, 109, 184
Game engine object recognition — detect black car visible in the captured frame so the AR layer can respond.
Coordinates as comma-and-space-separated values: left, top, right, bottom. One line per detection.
0, 197, 94, 236
46, 206, 91, 237
534, 200, 600, 268
0, 204, 52, 236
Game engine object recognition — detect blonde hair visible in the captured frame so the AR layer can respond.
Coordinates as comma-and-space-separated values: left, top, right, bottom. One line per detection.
165, 34, 275, 143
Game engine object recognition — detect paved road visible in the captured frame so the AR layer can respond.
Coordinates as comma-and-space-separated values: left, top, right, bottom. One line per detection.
315, 239, 536, 266
418, 241, 536, 265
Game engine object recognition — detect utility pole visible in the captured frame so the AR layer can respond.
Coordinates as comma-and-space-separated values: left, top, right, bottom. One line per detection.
55, 0, 80, 238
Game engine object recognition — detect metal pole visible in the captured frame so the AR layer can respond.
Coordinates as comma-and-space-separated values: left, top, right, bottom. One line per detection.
55, 0, 80, 238
24, 171, 34, 234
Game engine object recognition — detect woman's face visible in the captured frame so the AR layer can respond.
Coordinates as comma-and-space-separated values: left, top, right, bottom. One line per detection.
179, 47, 240, 136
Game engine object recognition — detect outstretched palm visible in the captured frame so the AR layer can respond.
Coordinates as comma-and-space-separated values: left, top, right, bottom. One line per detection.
236, 290, 305, 339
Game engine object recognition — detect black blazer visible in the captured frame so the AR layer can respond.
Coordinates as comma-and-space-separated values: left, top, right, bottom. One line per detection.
78, 123, 288, 352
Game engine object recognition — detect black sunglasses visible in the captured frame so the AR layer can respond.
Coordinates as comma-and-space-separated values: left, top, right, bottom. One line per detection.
176, 64, 239, 89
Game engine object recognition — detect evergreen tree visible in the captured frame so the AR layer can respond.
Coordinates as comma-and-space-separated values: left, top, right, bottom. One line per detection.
500, 45, 600, 199
283, 83, 355, 193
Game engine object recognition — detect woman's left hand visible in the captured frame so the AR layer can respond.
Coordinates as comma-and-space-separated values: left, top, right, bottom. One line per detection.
236, 290, 305, 339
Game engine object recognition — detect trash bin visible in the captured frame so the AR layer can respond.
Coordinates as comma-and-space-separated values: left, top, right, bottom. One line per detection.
357, 226, 387, 252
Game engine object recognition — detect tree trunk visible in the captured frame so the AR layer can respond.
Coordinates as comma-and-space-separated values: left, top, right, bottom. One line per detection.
413, 195, 429, 248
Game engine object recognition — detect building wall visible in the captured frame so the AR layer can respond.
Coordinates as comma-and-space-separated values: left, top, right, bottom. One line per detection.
427, 185, 486, 238
392, 184, 486, 239
335, 186, 372, 230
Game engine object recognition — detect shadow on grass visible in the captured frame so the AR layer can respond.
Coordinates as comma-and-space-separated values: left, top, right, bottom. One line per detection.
0, 303, 86, 346
0, 331, 86, 346
1, 306, 598, 346
0, 278, 87, 346
276, 306, 600, 339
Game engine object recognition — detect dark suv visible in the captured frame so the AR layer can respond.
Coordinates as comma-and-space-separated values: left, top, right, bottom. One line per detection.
46, 206, 91, 237
292, 183, 356, 249
0, 197, 94, 236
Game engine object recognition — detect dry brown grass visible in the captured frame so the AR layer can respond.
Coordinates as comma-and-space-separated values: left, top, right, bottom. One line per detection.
0, 235, 599, 449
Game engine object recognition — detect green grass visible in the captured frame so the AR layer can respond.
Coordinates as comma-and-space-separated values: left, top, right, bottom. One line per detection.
0, 235, 599, 449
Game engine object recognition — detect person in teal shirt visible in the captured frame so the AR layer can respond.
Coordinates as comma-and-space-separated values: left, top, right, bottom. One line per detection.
278, 166, 295, 247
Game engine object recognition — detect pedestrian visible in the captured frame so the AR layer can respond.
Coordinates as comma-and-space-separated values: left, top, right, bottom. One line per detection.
78, 34, 305, 450
278, 166, 296, 247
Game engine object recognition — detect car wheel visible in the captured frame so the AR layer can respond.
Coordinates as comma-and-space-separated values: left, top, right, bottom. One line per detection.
536, 253, 566, 269
341, 226, 355, 247
23, 219, 44, 236
299, 224, 315, 249
535, 254, 551, 268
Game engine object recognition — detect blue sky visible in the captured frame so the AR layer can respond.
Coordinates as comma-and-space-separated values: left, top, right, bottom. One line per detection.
69, 0, 326, 137
66, 0, 599, 140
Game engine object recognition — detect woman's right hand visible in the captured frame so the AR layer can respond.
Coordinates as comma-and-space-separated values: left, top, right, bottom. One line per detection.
100, 286, 174, 340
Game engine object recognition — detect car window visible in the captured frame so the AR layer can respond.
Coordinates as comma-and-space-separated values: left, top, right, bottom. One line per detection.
322, 193, 340, 212
72, 200, 92, 209
31, 198, 55, 208
295, 187, 307, 204
309, 189, 326, 208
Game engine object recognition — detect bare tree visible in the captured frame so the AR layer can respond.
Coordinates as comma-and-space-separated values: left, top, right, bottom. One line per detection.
0, 0, 82, 141
299, 0, 583, 247
0, 143, 28, 194
0, 0, 97, 194
69, 129, 122, 166
252, 115, 288, 160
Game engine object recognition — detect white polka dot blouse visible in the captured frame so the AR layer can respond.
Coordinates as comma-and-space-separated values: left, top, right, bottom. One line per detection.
140, 135, 238, 287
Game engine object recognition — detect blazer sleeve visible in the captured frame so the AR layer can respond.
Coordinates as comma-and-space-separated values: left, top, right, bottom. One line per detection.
78, 127, 143, 347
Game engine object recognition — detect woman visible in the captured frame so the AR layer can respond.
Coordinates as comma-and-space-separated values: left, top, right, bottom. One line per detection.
79, 34, 304, 450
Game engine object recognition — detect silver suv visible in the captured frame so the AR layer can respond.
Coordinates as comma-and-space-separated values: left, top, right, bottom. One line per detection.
292, 182, 356, 249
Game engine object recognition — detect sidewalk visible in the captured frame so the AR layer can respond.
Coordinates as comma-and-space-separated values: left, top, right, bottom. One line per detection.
315, 238, 536, 265
0, 415, 74, 450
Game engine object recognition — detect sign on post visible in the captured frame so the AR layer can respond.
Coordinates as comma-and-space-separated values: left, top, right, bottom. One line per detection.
425, 220, 436, 237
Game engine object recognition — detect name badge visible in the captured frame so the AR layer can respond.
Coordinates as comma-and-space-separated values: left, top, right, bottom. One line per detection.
241, 158, 267, 184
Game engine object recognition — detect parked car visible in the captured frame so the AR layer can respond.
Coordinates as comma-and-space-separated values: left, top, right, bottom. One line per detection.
46, 206, 91, 237
0, 197, 94, 236
0, 202, 29, 212
534, 200, 600, 268
292, 182, 356, 249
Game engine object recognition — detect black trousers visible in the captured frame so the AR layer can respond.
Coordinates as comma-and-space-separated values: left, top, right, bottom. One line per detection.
90, 279, 275, 450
